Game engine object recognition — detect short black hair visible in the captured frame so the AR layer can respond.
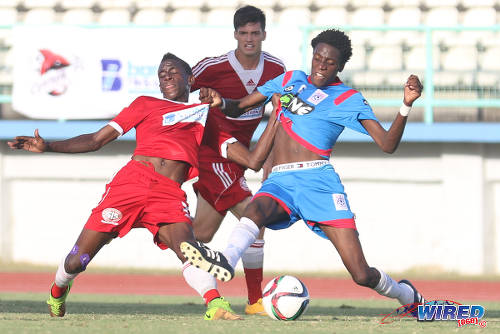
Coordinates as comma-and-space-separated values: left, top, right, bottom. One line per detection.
311, 29, 352, 65
234, 5, 266, 31
160, 53, 192, 76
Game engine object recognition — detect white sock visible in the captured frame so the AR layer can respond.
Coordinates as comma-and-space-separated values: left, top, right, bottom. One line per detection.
182, 261, 217, 296
223, 217, 260, 268
241, 239, 264, 269
54, 258, 78, 287
373, 268, 414, 305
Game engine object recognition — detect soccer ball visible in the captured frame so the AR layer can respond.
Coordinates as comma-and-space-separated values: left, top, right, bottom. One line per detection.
262, 275, 310, 320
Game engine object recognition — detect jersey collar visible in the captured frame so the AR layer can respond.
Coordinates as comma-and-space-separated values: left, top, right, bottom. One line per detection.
307, 75, 343, 86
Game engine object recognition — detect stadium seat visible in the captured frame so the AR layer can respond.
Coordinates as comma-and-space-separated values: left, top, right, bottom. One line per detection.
97, 9, 131, 25
0, 49, 13, 85
312, 7, 348, 27
99, 0, 134, 9
404, 45, 440, 71
313, 0, 348, 7
440, 45, 478, 72
22, 8, 57, 24
168, 8, 202, 25
133, 8, 166, 25
134, 0, 171, 9
344, 42, 366, 71
458, 7, 497, 45
0, 7, 17, 25
461, 0, 495, 7
22, 0, 58, 9
366, 44, 403, 71
205, 8, 234, 26
349, 7, 385, 44
422, 0, 459, 7
205, 0, 238, 9
169, 0, 204, 9
59, 0, 95, 9
0, 0, 21, 8
424, 6, 459, 43
384, 7, 422, 44
350, 0, 386, 7
386, 0, 420, 7
277, 7, 311, 26
479, 45, 500, 71
61, 8, 95, 24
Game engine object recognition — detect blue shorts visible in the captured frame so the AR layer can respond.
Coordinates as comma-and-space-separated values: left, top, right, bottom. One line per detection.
254, 163, 356, 239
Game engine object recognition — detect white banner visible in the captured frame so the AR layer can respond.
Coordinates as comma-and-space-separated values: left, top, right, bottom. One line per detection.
10, 25, 224, 119
11, 25, 299, 120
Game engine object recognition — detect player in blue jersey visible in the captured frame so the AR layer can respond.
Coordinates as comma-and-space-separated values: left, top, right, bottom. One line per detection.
182, 29, 426, 315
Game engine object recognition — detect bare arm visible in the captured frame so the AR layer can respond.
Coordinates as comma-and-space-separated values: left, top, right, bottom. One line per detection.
7, 124, 120, 153
225, 94, 281, 171
361, 74, 423, 153
199, 87, 268, 118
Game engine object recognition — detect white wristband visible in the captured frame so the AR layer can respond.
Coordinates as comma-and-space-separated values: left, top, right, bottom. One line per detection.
399, 104, 411, 117
220, 98, 226, 110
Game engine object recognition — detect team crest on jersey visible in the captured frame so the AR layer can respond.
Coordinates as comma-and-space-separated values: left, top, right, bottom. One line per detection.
307, 89, 329, 105
332, 194, 348, 211
239, 177, 250, 192
284, 85, 294, 92
101, 208, 122, 225
280, 93, 314, 115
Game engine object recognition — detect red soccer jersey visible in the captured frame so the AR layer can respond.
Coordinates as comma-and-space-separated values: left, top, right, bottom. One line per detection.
109, 96, 209, 180
191, 50, 285, 163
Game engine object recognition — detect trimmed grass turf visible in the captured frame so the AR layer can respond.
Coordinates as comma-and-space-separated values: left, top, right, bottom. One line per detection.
1, 293, 499, 334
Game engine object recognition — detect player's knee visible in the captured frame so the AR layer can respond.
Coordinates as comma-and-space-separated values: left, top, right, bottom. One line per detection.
64, 253, 90, 274
351, 271, 371, 287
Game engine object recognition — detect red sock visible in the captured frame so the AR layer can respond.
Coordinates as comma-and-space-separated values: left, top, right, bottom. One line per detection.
244, 267, 263, 304
51, 283, 68, 298
203, 289, 221, 305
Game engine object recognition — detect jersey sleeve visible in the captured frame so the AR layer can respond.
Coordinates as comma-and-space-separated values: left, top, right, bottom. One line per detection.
108, 96, 147, 135
191, 58, 211, 92
332, 92, 379, 135
256, 72, 287, 99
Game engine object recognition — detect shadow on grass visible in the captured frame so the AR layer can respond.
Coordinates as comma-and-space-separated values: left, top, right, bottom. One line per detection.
2, 300, 500, 320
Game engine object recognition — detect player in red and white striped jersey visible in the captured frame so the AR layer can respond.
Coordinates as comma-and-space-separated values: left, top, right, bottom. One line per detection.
8, 53, 241, 320
190, 5, 286, 316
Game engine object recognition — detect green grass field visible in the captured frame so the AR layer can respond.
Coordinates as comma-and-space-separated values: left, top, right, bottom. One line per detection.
1, 293, 499, 334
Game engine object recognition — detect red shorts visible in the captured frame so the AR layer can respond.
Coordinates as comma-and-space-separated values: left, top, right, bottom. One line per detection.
84, 160, 192, 249
193, 160, 252, 215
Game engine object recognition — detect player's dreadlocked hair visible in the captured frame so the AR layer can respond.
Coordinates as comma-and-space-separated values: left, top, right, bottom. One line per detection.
234, 5, 266, 31
160, 53, 192, 75
311, 29, 353, 65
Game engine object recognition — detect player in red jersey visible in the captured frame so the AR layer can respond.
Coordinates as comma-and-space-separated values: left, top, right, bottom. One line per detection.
190, 5, 286, 316
7, 53, 250, 321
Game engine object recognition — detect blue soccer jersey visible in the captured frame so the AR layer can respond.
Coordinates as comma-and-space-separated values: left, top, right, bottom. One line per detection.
257, 70, 378, 158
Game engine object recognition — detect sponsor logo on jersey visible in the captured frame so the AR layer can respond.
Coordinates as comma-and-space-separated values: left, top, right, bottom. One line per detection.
307, 89, 328, 105
101, 207, 122, 225
332, 193, 348, 211
227, 106, 263, 120
280, 93, 314, 115
162, 105, 209, 126
246, 79, 256, 86
284, 85, 294, 92
239, 177, 250, 192
101, 59, 122, 91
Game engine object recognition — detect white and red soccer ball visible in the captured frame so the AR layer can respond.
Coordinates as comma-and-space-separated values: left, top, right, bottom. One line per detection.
262, 275, 310, 320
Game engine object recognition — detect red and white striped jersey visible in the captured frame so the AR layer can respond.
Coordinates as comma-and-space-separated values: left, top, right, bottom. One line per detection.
109, 96, 209, 180
191, 50, 285, 163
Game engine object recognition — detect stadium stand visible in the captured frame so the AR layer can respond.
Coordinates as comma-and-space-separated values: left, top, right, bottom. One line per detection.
0, 0, 498, 121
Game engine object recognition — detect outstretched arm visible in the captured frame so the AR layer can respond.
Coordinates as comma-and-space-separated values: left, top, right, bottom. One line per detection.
224, 94, 281, 171
199, 87, 268, 118
361, 74, 423, 153
7, 125, 120, 153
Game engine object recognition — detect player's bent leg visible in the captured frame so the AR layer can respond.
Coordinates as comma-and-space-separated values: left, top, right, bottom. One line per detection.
160, 223, 241, 320
320, 225, 425, 316
47, 228, 114, 317
192, 193, 225, 243
231, 198, 266, 315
